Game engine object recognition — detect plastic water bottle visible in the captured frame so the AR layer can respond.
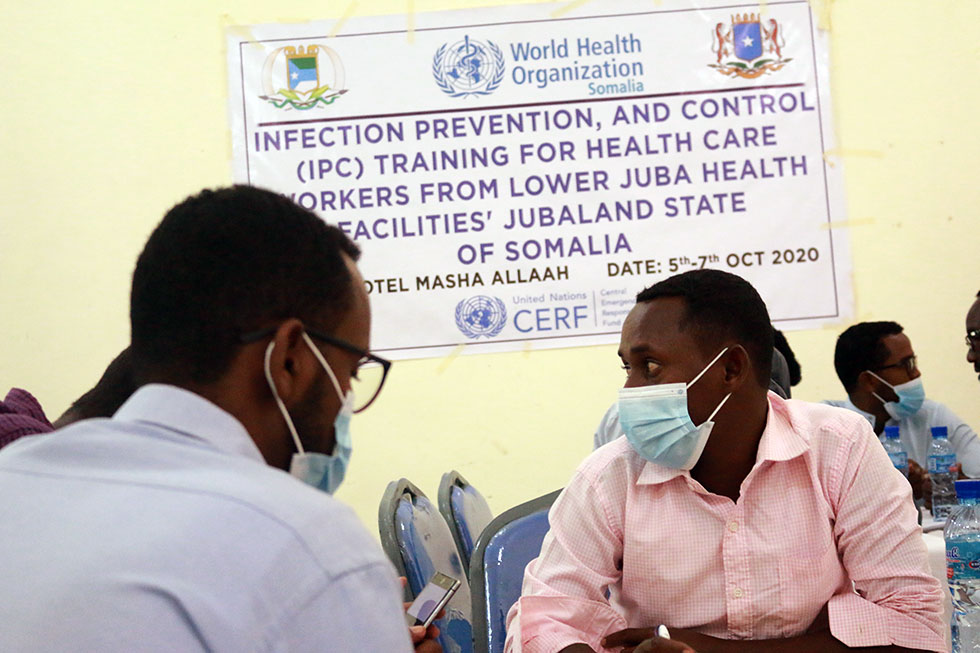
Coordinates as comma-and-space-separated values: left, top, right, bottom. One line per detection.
931, 426, 958, 521
945, 479, 980, 651
881, 425, 909, 477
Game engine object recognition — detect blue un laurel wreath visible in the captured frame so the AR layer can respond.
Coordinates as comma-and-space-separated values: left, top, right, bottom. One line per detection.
455, 296, 507, 339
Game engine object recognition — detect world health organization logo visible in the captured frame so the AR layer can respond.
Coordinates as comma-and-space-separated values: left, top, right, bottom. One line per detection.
455, 296, 507, 339
432, 35, 505, 97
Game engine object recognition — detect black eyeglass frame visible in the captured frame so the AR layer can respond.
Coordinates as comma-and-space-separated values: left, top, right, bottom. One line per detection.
967, 329, 980, 351
240, 326, 392, 413
874, 355, 918, 377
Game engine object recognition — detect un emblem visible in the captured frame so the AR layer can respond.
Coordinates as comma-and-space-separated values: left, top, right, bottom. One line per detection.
432, 35, 505, 98
455, 296, 507, 339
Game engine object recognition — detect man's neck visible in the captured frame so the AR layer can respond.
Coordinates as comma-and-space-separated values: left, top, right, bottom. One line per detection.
849, 392, 888, 434
691, 396, 769, 503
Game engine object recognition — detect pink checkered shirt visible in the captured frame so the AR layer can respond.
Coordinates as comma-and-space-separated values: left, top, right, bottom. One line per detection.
506, 394, 946, 652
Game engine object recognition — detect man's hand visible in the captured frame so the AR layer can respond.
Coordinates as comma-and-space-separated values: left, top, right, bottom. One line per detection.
409, 623, 441, 653
955, 462, 968, 480
910, 460, 965, 512
603, 627, 704, 653
634, 638, 698, 653
907, 459, 928, 504
400, 577, 442, 653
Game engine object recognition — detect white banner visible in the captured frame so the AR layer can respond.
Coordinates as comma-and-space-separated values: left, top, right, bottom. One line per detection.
227, 0, 851, 359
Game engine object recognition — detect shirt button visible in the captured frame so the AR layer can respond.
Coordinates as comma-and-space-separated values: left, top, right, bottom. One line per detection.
733, 587, 744, 599
728, 521, 739, 533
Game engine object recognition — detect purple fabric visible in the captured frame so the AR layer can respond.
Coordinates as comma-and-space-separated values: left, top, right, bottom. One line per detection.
0, 388, 54, 449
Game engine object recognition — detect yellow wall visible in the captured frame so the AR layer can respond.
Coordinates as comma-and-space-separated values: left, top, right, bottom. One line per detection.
2, 0, 978, 533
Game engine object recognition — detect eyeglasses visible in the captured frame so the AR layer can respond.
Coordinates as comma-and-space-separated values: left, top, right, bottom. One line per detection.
241, 326, 392, 413
875, 355, 918, 377
967, 329, 980, 352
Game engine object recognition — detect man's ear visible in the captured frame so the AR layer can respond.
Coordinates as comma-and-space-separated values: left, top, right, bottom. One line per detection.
856, 370, 878, 394
266, 319, 317, 408
721, 345, 751, 389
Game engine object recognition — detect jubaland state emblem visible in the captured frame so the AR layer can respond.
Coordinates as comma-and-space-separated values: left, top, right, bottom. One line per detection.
259, 44, 347, 110
455, 296, 507, 339
709, 14, 791, 79
432, 35, 505, 97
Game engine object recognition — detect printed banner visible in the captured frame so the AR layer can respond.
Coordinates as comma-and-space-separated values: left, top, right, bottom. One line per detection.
227, 0, 851, 359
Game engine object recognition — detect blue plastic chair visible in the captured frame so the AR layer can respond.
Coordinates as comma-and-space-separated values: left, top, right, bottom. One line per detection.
469, 489, 561, 653
438, 471, 495, 571
379, 478, 473, 653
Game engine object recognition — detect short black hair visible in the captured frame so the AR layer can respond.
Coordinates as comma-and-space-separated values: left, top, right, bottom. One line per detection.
773, 329, 802, 386
636, 270, 773, 386
130, 186, 360, 385
55, 348, 136, 427
833, 321, 904, 393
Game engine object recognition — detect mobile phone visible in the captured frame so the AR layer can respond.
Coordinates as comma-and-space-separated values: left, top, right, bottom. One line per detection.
405, 572, 461, 628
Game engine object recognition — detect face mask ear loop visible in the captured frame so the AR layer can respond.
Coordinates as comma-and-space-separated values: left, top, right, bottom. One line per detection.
706, 391, 732, 423
866, 370, 894, 389
865, 370, 894, 406
687, 347, 730, 389
264, 340, 305, 455
301, 333, 345, 399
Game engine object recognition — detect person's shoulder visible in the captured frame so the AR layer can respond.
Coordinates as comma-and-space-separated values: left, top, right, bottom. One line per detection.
10, 420, 385, 577
198, 461, 383, 565
778, 396, 875, 448
576, 435, 646, 486
593, 403, 621, 449
921, 398, 957, 416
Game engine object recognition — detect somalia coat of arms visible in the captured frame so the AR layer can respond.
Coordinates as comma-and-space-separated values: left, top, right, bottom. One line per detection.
709, 14, 792, 79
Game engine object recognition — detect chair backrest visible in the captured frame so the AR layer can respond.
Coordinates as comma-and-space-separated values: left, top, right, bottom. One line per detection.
469, 489, 561, 653
379, 478, 473, 653
438, 470, 495, 570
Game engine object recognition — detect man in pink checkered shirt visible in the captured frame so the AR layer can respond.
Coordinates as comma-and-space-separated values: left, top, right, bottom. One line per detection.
506, 270, 946, 653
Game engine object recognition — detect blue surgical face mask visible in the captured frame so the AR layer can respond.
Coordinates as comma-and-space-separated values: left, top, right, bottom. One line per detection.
618, 348, 731, 470
264, 333, 354, 495
868, 372, 925, 421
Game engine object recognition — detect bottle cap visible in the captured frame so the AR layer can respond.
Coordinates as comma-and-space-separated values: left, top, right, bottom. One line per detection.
932, 426, 949, 438
956, 479, 980, 500
884, 425, 900, 439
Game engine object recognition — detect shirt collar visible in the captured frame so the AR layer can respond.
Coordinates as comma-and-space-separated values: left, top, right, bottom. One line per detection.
636, 392, 808, 486
114, 384, 265, 463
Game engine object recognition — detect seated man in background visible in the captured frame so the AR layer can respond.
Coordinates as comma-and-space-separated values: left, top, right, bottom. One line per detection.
773, 328, 802, 391
52, 347, 135, 427
968, 291, 979, 383
506, 270, 944, 653
0, 348, 135, 449
0, 187, 433, 651
826, 321, 980, 497
0, 388, 53, 449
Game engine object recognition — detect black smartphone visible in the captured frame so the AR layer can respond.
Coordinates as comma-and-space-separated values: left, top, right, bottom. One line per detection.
405, 572, 461, 628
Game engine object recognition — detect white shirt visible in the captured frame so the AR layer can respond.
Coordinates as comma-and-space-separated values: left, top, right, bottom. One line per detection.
0, 384, 411, 652
824, 398, 980, 477
593, 403, 621, 450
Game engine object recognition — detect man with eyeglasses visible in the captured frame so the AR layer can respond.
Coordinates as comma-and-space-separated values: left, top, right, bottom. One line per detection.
826, 321, 980, 500
0, 187, 428, 651
967, 291, 980, 383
